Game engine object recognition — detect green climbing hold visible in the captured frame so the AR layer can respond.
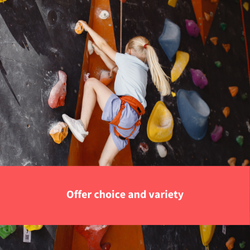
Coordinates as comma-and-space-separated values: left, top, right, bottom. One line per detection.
215, 61, 222, 68
242, 93, 248, 100
235, 0, 239, 3
236, 135, 244, 146
220, 22, 227, 31
239, 241, 246, 249
0, 225, 16, 239
241, 36, 245, 42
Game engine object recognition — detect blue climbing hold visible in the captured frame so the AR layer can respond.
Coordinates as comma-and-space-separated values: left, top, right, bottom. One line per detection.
177, 89, 210, 140
159, 18, 181, 62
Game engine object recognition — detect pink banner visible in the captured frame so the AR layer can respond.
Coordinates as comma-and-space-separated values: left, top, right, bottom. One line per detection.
1, 166, 249, 225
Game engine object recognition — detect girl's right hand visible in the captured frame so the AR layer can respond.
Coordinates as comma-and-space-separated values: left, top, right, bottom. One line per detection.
77, 20, 89, 32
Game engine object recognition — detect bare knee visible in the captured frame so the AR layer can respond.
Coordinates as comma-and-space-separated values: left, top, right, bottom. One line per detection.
99, 156, 113, 166
84, 77, 99, 90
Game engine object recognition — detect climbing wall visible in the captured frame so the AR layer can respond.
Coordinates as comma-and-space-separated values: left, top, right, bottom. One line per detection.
70, 225, 145, 250
111, 0, 250, 166
67, 0, 133, 166
0, 225, 56, 250
0, 1, 250, 249
0, 0, 90, 165
191, 0, 220, 44
1, 225, 250, 250
142, 226, 250, 250
1, 0, 249, 166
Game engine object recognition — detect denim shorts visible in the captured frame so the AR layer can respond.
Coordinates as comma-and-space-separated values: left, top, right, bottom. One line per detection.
101, 94, 140, 151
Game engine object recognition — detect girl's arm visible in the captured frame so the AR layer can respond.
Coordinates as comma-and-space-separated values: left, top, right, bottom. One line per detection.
79, 20, 117, 62
92, 44, 118, 73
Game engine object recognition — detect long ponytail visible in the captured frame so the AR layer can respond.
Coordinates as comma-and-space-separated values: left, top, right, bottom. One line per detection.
126, 36, 171, 96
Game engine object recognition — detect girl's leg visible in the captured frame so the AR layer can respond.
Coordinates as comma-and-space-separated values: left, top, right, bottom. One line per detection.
99, 134, 119, 166
80, 77, 114, 130
62, 77, 114, 142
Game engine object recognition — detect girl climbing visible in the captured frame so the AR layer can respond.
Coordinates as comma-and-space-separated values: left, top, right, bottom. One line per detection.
62, 20, 170, 166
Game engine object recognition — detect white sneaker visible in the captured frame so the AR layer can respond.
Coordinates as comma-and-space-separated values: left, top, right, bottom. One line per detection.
62, 114, 89, 143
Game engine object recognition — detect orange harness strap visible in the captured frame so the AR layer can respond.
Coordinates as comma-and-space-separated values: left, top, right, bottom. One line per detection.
109, 96, 145, 140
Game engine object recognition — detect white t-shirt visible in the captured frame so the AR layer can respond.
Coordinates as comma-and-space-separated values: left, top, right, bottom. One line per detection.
114, 53, 149, 108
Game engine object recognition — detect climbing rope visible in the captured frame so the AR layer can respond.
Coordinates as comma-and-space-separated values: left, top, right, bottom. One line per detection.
120, 0, 123, 52
239, 0, 250, 85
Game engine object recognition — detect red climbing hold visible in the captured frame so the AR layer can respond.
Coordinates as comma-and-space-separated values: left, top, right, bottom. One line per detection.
101, 243, 111, 250
48, 71, 67, 109
139, 142, 149, 154
84, 73, 90, 82
75, 225, 110, 250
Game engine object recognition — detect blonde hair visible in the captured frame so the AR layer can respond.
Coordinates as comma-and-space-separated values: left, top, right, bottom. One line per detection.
125, 36, 171, 96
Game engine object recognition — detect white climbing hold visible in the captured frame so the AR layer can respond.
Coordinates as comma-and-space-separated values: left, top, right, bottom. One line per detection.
246, 121, 250, 132
99, 10, 109, 19
156, 144, 167, 158
88, 40, 94, 55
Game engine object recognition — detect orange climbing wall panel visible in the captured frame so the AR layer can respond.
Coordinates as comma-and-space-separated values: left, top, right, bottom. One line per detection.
191, 0, 219, 44
67, 0, 133, 166
71, 226, 145, 250
54, 226, 145, 250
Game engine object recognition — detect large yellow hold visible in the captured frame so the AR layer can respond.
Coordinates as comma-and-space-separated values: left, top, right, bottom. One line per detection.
147, 101, 174, 142
24, 225, 43, 231
0, 0, 7, 3
200, 225, 216, 247
171, 51, 190, 82
168, 0, 177, 7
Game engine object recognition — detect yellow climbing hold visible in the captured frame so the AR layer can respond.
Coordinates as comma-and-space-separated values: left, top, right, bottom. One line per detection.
0, 0, 7, 2
168, 0, 177, 7
50, 122, 68, 144
75, 21, 84, 34
171, 51, 190, 82
243, 2, 249, 11
24, 225, 43, 231
171, 91, 176, 97
147, 101, 174, 142
200, 225, 216, 247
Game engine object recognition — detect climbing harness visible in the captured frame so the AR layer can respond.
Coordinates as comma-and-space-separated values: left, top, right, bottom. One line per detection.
109, 96, 145, 140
